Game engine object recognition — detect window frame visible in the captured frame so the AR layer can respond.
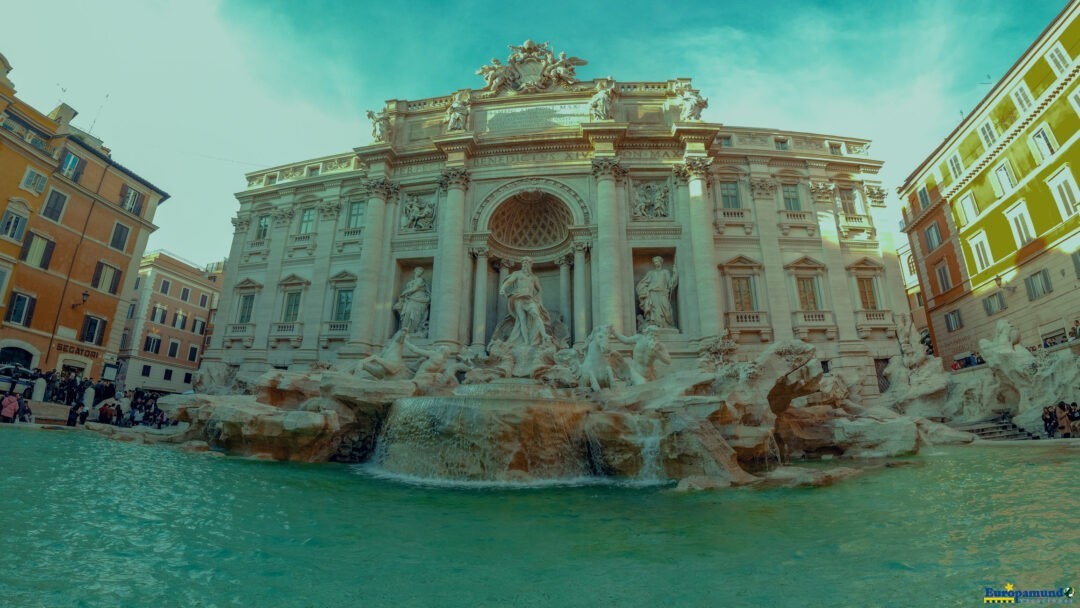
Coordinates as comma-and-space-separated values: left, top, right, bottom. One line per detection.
167, 340, 180, 358
254, 215, 271, 240
947, 153, 963, 180
978, 121, 997, 148
982, 291, 1007, 316
80, 315, 107, 346
5, 292, 35, 326
346, 201, 364, 229
1011, 83, 1035, 114
332, 288, 354, 322
781, 184, 801, 211
143, 335, 162, 354
20, 232, 54, 269
91, 262, 122, 295
20, 167, 47, 195
41, 189, 68, 222
944, 310, 963, 332
992, 160, 1016, 195
281, 290, 302, 323
1046, 165, 1079, 221
0, 209, 28, 242
968, 231, 993, 273
925, 222, 943, 252
109, 222, 130, 251
236, 293, 256, 324
297, 208, 316, 235
160, 279, 171, 296
719, 182, 740, 210
1046, 41, 1072, 77
934, 262, 952, 293
1004, 201, 1036, 247
956, 192, 979, 227
1024, 268, 1053, 301
180, 287, 190, 302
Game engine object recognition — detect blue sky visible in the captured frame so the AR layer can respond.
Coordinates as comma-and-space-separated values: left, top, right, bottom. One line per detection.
0, 0, 1069, 266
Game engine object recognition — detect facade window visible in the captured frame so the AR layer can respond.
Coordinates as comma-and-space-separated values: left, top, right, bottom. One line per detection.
20, 168, 47, 195
180, 287, 190, 302
1047, 167, 1079, 220
983, 291, 1007, 316
167, 341, 180, 358
119, 185, 144, 215
192, 318, 206, 335
978, 121, 997, 147
1046, 42, 1071, 76
1005, 202, 1036, 246
969, 232, 992, 273
719, 182, 740, 209
1011, 84, 1035, 114
183, 372, 193, 384
120, 332, 129, 350
993, 162, 1015, 194
164, 369, 173, 381
828, 143, 842, 155
20, 233, 54, 269
947, 154, 963, 179
297, 208, 316, 234
917, 187, 931, 211
1071, 89, 1080, 117
731, 276, 757, 311
333, 289, 353, 321
110, 223, 130, 251
127, 303, 135, 319
925, 223, 942, 252
796, 277, 820, 311
1031, 127, 1057, 163
92, 262, 122, 295
935, 262, 952, 292
4, 292, 35, 326
1, 210, 27, 241
856, 277, 879, 310
80, 316, 107, 346
265, 174, 278, 186
774, 138, 790, 151
41, 190, 67, 221
160, 279, 171, 295
915, 291, 924, 307
141, 365, 151, 377
282, 291, 302, 323
199, 293, 208, 308
1024, 268, 1052, 301
143, 335, 161, 354
306, 166, 320, 177
134, 277, 141, 290
719, 135, 733, 147
1073, 250, 1080, 279
839, 189, 858, 214
781, 185, 801, 211
944, 310, 963, 332
254, 215, 271, 240
60, 152, 83, 180
956, 193, 979, 226
347, 201, 364, 229
150, 305, 167, 324
172, 310, 188, 330
237, 294, 255, 324
906, 255, 916, 276
188, 345, 199, 362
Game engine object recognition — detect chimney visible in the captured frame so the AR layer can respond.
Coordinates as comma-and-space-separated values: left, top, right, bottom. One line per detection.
48, 103, 79, 132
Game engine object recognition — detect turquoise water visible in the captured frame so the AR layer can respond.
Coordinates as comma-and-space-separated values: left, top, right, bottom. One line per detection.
1, 426, 1078, 608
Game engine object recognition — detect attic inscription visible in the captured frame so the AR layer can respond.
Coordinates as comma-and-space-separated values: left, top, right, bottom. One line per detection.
478, 103, 589, 132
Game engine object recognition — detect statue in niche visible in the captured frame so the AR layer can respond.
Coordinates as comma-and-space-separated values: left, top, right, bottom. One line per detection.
498, 257, 551, 346
541, 51, 587, 87
633, 183, 670, 220
612, 325, 671, 386
674, 83, 708, 121
444, 91, 470, 132
635, 256, 678, 329
589, 78, 616, 121
393, 267, 431, 338
366, 109, 391, 143
401, 195, 436, 232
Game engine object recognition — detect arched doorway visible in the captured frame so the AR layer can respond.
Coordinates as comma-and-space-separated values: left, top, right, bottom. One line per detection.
0, 346, 32, 368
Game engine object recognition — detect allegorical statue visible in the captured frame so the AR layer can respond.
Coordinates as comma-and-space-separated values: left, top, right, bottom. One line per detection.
476, 58, 516, 96
498, 256, 551, 346
674, 83, 708, 121
444, 91, 470, 131
589, 78, 616, 121
541, 51, 587, 87
366, 109, 391, 142
636, 256, 678, 329
393, 267, 431, 337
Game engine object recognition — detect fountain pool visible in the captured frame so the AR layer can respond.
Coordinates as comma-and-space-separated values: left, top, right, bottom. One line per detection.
2, 426, 1077, 607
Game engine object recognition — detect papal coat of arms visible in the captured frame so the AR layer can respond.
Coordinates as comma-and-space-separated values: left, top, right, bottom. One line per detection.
476, 40, 587, 96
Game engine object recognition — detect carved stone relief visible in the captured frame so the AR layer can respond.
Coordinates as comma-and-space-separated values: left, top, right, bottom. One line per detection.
400, 194, 437, 232
632, 182, 671, 220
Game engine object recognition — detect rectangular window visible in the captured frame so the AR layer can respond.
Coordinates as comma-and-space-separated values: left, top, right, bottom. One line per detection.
774, 138, 790, 151
796, 277, 820, 311
110, 223, 129, 251
925, 223, 942, 251
1005, 202, 1035, 246
4, 292, 35, 326
1047, 43, 1071, 76
119, 185, 144, 215
994, 162, 1015, 192
255, 215, 271, 240
915, 291, 924, 307
19, 233, 54, 269
944, 310, 963, 332
134, 277, 141, 290
160, 279, 171, 296
183, 372, 193, 384
164, 369, 173, 381
143, 335, 161, 354
1, 210, 27, 241
856, 277, 878, 310
237, 294, 255, 324
297, 208, 316, 234
782, 185, 801, 211
956, 193, 978, 226
180, 287, 190, 302
172, 310, 187, 330
60, 152, 82, 179
41, 190, 67, 221
127, 303, 135, 319
333, 289, 353, 321
917, 187, 931, 210
947, 154, 963, 179
80, 316, 107, 345
167, 341, 179, 358
1024, 268, 1052, 301
306, 166, 320, 177
120, 332, 129, 350
20, 168, 47, 194
192, 318, 206, 335
839, 189, 858, 215
983, 291, 1007, 316
1048, 168, 1079, 219
92, 262, 122, 295
828, 143, 842, 155
719, 182, 740, 209
969, 233, 992, 272
141, 365, 151, 377
935, 263, 952, 292
1074, 250, 1080, 279
1031, 128, 1056, 163
719, 135, 733, 147
188, 345, 199, 362
199, 293, 208, 308
347, 201, 364, 229
979, 121, 997, 147
731, 277, 756, 311
1012, 85, 1034, 114
265, 174, 278, 186
151, 305, 168, 324
282, 291, 301, 323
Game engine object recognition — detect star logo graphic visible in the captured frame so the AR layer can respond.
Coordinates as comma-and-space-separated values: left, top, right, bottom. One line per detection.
1004, 583, 1015, 592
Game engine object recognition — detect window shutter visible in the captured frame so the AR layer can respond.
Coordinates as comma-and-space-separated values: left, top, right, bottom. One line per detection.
73, 159, 86, 182
40, 240, 54, 269
80, 316, 91, 341
3, 293, 12, 322
119, 184, 129, 206
1024, 276, 1035, 300
133, 193, 143, 216
18, 233, 31, 261
1073, 251, 1080, 278
110, 270, 122, 295
982, 298, 992, 315
1041, 269, 1052, 292
24, 297, 35, 326
92, 262, 103, 289
97, 319, 107, 346
144, 336, 151, 351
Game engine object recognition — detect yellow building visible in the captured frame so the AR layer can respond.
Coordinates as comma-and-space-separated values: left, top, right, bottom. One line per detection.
899, 3, 1080, 360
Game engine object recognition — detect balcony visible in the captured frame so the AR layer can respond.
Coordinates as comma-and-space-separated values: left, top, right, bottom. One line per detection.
320, 320, 351, 348
854, 309, 896, 339
713, 208, 754, 235
839, 213, 875, 239
777, 210, 817, 236
287, 233, 316, 257
246, 239, 268, 251
791, 310, 837, 340
270, 322, 303, 348
724, 311, 772, 342
224, 323, 253, 349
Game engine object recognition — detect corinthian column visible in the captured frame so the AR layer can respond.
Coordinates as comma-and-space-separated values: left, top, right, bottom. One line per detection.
682, 157, 723, 339
349, 178, 398, 351
572, 241, 589, 345
430, 167, 470, 349
592, 157, 627, 333
556, 255, 572, 335
470, 246, 489, 351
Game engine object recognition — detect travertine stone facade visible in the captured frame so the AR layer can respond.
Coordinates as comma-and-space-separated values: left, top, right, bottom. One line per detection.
203, 43, 904, 401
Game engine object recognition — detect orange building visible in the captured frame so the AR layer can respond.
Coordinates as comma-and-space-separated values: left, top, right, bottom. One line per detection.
0, 52, 168, 378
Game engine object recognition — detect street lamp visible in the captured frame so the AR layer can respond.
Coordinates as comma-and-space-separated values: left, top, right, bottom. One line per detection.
71, 290, 89, 309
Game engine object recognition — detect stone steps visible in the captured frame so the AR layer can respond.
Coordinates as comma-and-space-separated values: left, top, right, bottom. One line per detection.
950, 420, 1041, 441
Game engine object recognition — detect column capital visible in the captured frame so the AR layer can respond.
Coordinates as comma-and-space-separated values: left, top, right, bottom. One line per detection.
231, 215, 251, 232
683, 156, 713, 178
438, 167, 471, 191
750, 177, 778, 199
591, 157, 626, 180
497, 258, 516, 271
271, 207, 294, 226
365, 178, 400, 200
554, 255, 572, 267
318, 199, 342, 219
572, 240, 592, 253
469, 245, 489, 258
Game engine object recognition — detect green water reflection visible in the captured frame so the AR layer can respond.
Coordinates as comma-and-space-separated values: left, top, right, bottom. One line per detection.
1, 426, 1077, 607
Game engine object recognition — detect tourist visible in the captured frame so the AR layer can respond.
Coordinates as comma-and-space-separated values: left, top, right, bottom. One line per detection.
1, 391, 19, 423
66, 404, 81, 427
1056, 402, 1072, 439
16, 396, 32, 424
1042, 406, 1057, 439
1070, 320, 1080, 340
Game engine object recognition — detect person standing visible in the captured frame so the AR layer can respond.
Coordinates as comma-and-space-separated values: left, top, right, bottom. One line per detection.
1056, 402, 1073, 439
1, 391, 18, 423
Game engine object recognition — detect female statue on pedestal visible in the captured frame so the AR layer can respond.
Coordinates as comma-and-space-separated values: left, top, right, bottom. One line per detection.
635, 256, 678, 329
394, 267, 431, 338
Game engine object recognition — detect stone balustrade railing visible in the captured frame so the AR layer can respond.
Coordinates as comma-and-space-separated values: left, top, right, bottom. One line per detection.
245, 154, 361, 190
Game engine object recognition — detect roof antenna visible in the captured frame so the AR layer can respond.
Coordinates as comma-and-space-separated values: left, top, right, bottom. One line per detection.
88, 92, 110, 134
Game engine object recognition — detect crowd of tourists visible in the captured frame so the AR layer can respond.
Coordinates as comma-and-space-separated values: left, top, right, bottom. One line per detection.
950, 351, 986, 371
1042, 402, 1080, 439
65, 389, 174, 429
0, 390, 33, 424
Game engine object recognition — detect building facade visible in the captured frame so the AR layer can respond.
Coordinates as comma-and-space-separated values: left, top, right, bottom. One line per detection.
118, 251, 222, 393
0, 52, 168, 378
899, 4, 1080, 361
203, 42, 905, 400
